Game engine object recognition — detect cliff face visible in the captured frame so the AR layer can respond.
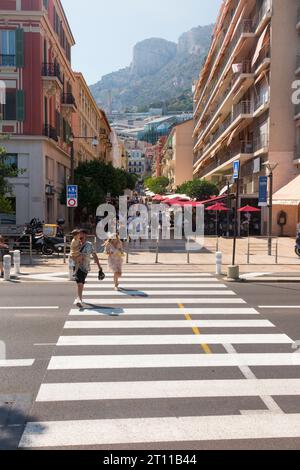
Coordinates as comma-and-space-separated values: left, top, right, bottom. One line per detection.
90, 24, 214, 113
131, 38, 177, 77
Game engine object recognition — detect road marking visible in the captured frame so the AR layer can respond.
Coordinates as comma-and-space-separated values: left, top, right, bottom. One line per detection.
88, 273, 214, 278
81, 298, 246, 305
48, 353, 300, 370
0, 307, 59, 310
69, 307, 259, 316
19, 414, 300, 447
0, 359, 35, 368
64, 319, 274, 329
36, 378, 300, 402
56, 334, 292, 347
85, 283, 223, 288
83, 290, 236, 297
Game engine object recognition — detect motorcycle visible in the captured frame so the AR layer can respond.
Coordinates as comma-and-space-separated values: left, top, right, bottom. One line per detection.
295, 231, 300, 257
41, 235, 70, 256
14, 219, 45, 253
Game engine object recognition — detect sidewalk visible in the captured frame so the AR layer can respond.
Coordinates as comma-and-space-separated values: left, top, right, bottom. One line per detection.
2, 236, 299, 282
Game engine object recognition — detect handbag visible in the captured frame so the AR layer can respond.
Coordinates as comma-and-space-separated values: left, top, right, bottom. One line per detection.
98, 267, 106, 281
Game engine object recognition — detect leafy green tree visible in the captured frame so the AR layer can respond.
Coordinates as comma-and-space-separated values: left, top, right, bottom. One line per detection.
0, 195, 13, 214
0, 146, 23, 213
177, 179, 219, 201
145, 176, 169, 195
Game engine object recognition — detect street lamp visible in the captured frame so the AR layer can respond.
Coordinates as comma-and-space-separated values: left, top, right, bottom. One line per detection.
263, 162, 278, 256
68, 134, 99, 230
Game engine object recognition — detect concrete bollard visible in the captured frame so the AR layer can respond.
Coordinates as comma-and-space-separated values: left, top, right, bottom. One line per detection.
227, 265, 240, 281
3, 255, 11, 281
216, 252, 222, 275
13, 250, 21, 277
68, 257, 75, 281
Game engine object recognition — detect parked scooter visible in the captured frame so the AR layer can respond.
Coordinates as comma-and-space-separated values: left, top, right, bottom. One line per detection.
295, 230, 300, 257
14, 218, 45, 253
41, 235, 67, 256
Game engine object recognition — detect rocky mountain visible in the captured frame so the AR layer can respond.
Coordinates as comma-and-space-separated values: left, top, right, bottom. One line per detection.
90, 24, 214, 113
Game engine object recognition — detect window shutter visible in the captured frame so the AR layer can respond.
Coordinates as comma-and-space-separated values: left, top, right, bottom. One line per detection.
15, 28, 24, 68
16, 90, 25, 121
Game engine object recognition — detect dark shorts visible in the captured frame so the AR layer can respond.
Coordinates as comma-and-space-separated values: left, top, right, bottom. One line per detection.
75, 269, 88, 285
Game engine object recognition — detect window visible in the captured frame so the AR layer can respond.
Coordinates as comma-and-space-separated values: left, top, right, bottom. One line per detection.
4, 154, 18, 170
0, 30, 16, 66
3, 89, 16, 120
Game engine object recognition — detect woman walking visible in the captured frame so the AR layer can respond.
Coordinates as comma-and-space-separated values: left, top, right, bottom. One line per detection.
103, 234, 124, 290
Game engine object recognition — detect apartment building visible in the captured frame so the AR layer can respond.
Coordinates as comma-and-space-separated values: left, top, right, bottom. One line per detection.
161, 119, 194, 189
193, 0, 300, 236
72, 72, 112, 166
0, 0, 76, 226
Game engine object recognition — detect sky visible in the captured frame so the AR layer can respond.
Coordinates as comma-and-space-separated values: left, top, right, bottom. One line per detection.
62, 0, 223, 86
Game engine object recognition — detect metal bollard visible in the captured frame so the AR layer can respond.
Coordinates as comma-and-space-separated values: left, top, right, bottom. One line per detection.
3, 255, 11, 281
216, 251, 222, 275
155, 238, 159, 264
13, 250, 21, 276
68, 257, 75, 281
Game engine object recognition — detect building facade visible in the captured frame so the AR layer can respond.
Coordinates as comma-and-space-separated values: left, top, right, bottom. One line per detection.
0, 0, 76, 226
161, 119, 194, 189
193, 0, 300, 236
72, 72, 112, 166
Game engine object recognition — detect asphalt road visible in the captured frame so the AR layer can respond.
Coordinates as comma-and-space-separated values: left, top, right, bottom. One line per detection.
1, 274, 300, 450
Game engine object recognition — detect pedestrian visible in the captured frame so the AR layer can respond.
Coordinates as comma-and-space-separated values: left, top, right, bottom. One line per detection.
70, 229, 81, 274
0, 236, 9, 278
103, 233, 124, 290
74, 229, 103, 308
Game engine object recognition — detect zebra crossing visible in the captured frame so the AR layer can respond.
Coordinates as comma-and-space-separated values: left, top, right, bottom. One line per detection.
19, 272, 300, 449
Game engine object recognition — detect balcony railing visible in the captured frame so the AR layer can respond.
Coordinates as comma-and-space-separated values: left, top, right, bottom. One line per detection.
43, 124, 58, 142
253, 134, 269, 152
0, 54, 16, 67
254, 93, 270, 111
62, 93, 76, 107
42, 63, 63, 84
195, 19, 254, 122
253, 0, 272, 31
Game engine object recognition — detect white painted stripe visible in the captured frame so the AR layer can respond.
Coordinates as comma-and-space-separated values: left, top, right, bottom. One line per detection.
0, 359, 35, 367
19, 413, 300, 447
259, 306, 300, 309
64, 319, 273, 329
81, 298, 246, 305
57, 334, 292, 346
85, 284, 224, 288
69, 307, 259, 316
0, 307, 59, 310
36, 379, 300, 402
83, 290, 236, 297
88, 273, 213, 278
48, 353, 300, 370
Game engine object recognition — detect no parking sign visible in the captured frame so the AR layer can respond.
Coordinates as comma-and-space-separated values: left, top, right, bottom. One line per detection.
67, 185, 78, 208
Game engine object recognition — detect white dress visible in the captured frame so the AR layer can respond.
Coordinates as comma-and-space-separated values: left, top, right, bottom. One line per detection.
106, 243, 124, 273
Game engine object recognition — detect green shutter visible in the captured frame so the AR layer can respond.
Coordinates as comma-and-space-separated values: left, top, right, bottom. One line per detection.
16, 28, 24, 68
16, 90, 25, 122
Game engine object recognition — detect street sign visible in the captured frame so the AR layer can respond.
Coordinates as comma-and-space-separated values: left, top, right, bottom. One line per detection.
258, 176, 268, 207
233, 161, 240, 180
67, 185, 78, 208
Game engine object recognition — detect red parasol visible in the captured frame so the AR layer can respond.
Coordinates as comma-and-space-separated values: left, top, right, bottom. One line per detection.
152, 195, 165, 201
238, 205, 261, 212
206, 203, 229, 250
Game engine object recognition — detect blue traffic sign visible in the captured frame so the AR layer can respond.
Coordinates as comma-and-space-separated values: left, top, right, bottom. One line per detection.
67, 185, 78, 198
233, 161, 240, 179
259, 176, 268, 207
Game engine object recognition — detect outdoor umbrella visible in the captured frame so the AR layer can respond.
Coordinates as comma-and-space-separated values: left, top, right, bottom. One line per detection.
238, 205, 261, 238
152, 195, 165, 202
206, 202, 229, 251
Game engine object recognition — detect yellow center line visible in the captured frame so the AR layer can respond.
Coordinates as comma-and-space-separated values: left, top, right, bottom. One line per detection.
178, 303, 212, 354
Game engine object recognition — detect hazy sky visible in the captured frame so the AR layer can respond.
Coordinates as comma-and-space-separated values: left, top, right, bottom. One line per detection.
62, 0, 222, 85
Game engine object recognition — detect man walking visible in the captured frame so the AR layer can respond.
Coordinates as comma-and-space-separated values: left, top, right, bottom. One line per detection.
75, 229, 102, 308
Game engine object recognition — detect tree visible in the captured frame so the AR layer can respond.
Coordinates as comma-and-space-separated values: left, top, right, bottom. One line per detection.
177, 179, 219, 201
144, 176, 169, 195
60, 160, 137, 219
0, 146, 22, 213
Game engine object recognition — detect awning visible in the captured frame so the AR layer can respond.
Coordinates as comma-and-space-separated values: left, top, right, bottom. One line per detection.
273, 175, 300, 206
251, 25, 269, 68
219, 183, 233, 196
227, 123, 243, 146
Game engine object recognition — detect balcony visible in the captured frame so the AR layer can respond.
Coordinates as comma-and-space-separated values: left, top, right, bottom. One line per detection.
254, 0, 272, 35
254, 45, 271, 76
43, 124, 58, 142
195, 61, 255, 143
194, 19, 255, 124
61, 93, 77, 116
253, 134, 269, 154
0, 54, 16, 67
253, 93, 270, 118
42, 63, 63, 96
